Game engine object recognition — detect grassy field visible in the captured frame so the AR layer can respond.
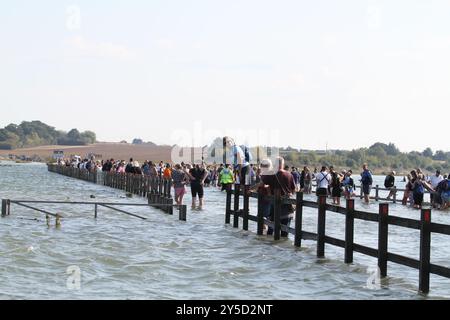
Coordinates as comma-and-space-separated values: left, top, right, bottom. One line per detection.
0, 143, 173, 163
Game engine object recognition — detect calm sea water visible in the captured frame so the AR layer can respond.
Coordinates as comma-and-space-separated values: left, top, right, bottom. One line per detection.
0, 162, 449, 300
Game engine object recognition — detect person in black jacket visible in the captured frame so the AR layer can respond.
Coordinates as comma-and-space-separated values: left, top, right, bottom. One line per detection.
385, 171, 396, 200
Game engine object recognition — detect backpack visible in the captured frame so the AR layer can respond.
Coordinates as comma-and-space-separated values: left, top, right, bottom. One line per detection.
438, 179, 450, 192
384, 175, 394, 188
331, 172, 340, 187
413, 182, 425, 195
362, 170, 373, 185
240, 145, 253, 163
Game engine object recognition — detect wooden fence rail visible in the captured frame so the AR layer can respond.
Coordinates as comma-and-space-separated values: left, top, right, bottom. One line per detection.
225, 184, 450, 294
46, 164, 186, 221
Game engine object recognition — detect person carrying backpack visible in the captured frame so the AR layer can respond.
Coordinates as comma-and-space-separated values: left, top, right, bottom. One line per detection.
330, 168, 342, 205
360, 163, 373, 204
224, 137, 253, 187
410, 170, 425, 209
385, 171, 396, 200
439, 176, 450, 210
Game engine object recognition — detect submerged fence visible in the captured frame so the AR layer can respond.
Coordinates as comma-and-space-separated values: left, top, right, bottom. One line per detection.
46, 164, 187, 221
225, 184, 450, 294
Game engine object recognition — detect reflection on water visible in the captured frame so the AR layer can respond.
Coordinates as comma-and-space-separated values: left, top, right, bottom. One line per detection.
0, 162, 449, 299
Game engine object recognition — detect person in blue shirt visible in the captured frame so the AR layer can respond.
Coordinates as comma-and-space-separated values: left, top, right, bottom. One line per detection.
224, 136, 252, 186
360, 163, 373, 204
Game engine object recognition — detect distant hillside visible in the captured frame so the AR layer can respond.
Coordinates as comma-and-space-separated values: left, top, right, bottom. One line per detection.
0, 121, 96, 150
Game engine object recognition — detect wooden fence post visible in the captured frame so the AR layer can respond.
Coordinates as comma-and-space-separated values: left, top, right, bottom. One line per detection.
419, 208, 431, 294
94, 204, 98, 219
294, 192, 303, 247
243, 185, 249, 231
1, 199, 7, 217
345, 198, 355, 263
225, 185, 232, 224
274, 189, 282, 241
393, 187, 397, 204
257, 192, 264, 235
233, 184, 240, 228
378, 203, 389, 277
317, 195, 327, 257
375, 185, 379, 201
179, 205, 187, 221
169, 179, 174, 215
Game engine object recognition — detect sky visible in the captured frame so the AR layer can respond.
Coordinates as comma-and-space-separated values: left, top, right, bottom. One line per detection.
0, 0, 449, 152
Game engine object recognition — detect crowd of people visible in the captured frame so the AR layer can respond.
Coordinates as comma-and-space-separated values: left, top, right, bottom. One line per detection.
56, 140, 450, 229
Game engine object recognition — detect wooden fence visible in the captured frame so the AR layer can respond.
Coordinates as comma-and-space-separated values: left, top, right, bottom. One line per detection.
47, 164, 186, 221
225, 184, 450, 294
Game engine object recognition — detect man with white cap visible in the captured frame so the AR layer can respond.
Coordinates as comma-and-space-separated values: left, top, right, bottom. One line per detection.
252, 157, 295, 237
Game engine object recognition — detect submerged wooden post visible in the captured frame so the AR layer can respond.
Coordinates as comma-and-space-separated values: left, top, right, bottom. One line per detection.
375, 185, 379, 201
257, 192, 264, 235
317, 195, 327, 257
345, 198, 355, 263
168, 180, 173, 215
274, 189, 282, 241
393, 187, 397, 204
179, 205, 187, 221
294, 192, 303, 247
94, 204, 98, 219
233, 184, 240, 228
225, 185, 232, 224
419, 208, 431, 294
1, 199, 7, 217
243, 185, 249, 231
378, 203, 389, 277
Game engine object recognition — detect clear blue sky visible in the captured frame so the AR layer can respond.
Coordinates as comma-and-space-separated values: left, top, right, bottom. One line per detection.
1, 0, 449, 151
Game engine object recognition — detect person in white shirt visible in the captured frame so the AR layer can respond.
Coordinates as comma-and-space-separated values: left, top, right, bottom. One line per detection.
316, 166, 331, 197
428, 170, 444, 206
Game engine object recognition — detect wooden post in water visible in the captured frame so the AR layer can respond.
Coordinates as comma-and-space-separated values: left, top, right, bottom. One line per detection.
345, 198, 355, 263
273, 189, 282, 241
317, 195, 327, 257
393, 187, 397, 204
378, 203, 389, 277
294, 192, 303, 247
419, 208, 431, 294
179, 205, 187, 221
225, 185, 232, 224
94, 204, 98, 219
233, 184, 240, 228
168, 179, 173, 215
257, 192, 264, 235
243, 185, 249, 231
375, 185, 379, 201
1, 199, 7, 217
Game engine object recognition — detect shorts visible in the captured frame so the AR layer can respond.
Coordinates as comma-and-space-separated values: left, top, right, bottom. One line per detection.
442, 192, 450, 203
332, 187, 342, 197
174, 187, 186, 197
221, 183, 232, 191
413, 192, 424, 205
191, 183, 204, 198
316, 188, 328, 196
362, 184, 371, 195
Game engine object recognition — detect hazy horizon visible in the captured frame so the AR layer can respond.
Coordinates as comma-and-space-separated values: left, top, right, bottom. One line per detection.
1, 1, 449, 152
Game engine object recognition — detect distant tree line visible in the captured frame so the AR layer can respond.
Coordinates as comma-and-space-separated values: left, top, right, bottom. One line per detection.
0, 121, 96, 149
281, 143, 450, 174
